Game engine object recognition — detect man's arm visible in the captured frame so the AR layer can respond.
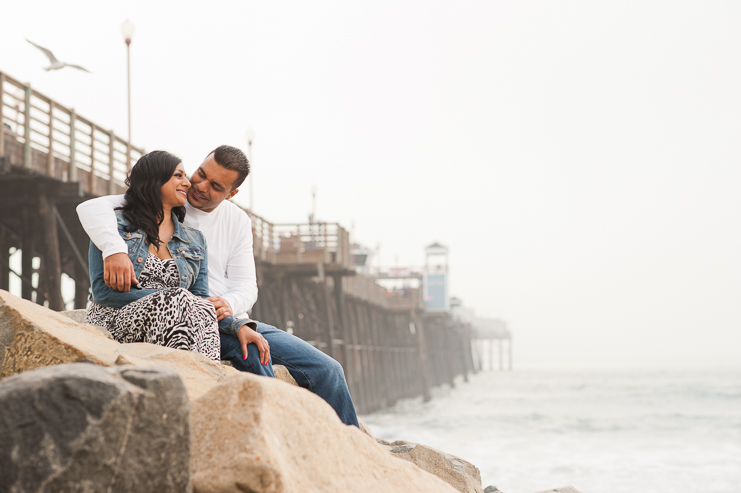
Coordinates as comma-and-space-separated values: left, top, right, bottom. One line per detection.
89, 241, 158, 307
76, 195, 137, 292
219, 212, 258, 316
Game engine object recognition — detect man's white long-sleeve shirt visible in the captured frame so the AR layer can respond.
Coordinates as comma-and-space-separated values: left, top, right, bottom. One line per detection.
76, 195, 258, 318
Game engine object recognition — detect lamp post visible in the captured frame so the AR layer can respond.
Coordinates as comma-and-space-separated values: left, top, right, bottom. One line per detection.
121, 19, 135, 169
245, 128, 255, 212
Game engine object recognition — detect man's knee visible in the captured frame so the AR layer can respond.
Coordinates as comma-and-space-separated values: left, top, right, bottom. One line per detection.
221, 334, 265, 375
322, 356, 347, 384
240, 343, 264, 372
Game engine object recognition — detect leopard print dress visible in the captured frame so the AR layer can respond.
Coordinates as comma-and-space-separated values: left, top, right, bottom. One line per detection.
85, 253, 220, 361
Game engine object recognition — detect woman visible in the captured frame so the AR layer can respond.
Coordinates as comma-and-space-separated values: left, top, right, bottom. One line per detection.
85, 150, 219, 361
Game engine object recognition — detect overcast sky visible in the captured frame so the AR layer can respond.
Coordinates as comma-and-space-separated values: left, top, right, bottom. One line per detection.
3, 1, 740, 369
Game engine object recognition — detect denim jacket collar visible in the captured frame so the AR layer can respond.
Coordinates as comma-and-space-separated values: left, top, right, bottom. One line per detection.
171, 213, 190, 243
114, 209, 190, 243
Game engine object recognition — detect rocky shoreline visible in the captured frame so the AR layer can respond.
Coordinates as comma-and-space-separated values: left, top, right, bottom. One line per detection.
0, 290, 580, 493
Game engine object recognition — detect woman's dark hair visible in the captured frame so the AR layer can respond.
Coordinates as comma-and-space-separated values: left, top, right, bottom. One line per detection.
118, 150, 185, 250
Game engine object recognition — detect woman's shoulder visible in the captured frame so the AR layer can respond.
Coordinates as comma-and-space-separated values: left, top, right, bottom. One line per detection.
179, 223, 207, 246
114, 209, 130, 229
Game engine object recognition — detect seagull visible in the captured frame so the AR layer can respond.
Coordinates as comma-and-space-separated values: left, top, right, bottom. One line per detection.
26, 39, 91, 73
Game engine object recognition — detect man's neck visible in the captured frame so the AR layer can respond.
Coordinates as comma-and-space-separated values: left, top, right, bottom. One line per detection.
187, 200, 216, 214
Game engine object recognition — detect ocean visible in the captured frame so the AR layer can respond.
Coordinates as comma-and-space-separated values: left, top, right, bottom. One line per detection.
360, 368, 741, 493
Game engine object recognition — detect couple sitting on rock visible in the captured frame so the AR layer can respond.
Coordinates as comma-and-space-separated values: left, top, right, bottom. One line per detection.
78, 146, 359, 427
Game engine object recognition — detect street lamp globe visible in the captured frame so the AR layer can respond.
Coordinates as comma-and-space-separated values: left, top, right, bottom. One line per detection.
121, 19, 135, 45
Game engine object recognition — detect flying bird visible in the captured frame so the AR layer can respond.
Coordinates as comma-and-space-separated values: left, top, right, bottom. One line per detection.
26, 39, 91, 73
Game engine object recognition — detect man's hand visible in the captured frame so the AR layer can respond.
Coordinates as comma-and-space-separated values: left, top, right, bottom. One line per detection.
237, 325, 270, 365
104, 253, 138, 292
206, 296, 233, 321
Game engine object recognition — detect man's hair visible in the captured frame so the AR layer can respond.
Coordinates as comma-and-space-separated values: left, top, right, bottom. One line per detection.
208, 145, 250, 190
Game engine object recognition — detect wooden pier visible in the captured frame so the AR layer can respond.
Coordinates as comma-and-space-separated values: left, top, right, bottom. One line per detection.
471, 318, 512, 372
1, 69, 479, 414
0, 71, 143, 310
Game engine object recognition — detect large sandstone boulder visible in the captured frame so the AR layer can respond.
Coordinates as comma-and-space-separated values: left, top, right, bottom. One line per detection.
377, 439, 483, 493
272, 363, 297, 385
1, 290, 480, 493
0, 290, 236, 400
190, 373, 460, 493
60, 309, 114, 339
61, 307, 300, 387
0, 292, 121, 376
0, 363, 191, 492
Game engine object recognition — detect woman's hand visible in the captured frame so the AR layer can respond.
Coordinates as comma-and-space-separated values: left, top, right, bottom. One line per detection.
237, 325, 271, 366
206, 296, 232, 321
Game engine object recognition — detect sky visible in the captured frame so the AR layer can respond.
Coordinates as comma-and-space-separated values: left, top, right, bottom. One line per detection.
2, 1, 740, 369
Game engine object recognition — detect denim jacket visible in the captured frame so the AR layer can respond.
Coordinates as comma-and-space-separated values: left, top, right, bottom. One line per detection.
88, 210, 209, 308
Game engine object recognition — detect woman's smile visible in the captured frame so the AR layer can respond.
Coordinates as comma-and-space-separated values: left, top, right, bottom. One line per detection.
161, 163, 191, 209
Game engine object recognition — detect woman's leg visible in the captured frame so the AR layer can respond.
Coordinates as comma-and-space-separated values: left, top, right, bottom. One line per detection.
112, 288, 220, 361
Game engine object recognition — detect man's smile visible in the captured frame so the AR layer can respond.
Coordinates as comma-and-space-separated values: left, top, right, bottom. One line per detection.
190, 189, 207, 200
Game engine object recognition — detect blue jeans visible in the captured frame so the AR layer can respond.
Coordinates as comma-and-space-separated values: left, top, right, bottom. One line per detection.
220, 321, 359, 427
220, 331, 274, 377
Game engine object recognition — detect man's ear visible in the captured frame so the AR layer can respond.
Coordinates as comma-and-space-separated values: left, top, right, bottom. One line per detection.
227, 188, 239, 200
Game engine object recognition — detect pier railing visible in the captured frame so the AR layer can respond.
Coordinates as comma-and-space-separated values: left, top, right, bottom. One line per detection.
0, 71, 143, 195
270, 222, 351, 268
248, 210, 276, 264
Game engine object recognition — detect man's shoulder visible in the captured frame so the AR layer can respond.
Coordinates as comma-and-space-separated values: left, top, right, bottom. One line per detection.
218, 200, 252, 225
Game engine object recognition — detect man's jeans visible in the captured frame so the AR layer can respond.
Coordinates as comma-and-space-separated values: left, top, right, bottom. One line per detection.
220, 321, 359, 428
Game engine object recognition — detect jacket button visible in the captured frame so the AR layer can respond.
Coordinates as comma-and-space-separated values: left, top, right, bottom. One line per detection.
137, 258, 143, 263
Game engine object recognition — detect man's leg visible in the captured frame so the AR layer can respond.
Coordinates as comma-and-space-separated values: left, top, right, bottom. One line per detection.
220, 332, 275, 377
256, 321, 359, 427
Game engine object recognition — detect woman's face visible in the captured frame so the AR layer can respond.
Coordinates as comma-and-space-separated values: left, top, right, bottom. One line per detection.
160, 163, 191, 209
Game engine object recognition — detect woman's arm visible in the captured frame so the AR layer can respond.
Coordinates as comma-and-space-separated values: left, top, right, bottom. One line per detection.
186, 229, 210, 299
88, 240, 158, 309
189, 249, 210, 299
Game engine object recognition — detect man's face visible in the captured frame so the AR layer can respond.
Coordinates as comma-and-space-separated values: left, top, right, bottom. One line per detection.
187, 154, 240, 212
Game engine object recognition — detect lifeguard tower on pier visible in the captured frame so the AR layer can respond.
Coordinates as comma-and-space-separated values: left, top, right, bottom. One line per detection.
423, 242, 449, 312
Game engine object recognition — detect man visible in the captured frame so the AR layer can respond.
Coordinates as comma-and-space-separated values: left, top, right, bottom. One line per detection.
77, 145, 359, 427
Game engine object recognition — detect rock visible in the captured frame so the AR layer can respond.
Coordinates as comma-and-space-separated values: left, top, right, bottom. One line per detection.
534, 488, 582, 493
484, 486, 504, 493
2, 290, 476, 492
61, 308, 114, 339
0, 290, 120, 377
357, 416, 375, 438
0, 290, 237, 400
59, 308, 86, 323
0, 363, 191, 492
190, 373, 459, 493
273, 364, 297, 386
59, 300, 301, 388
376, 439, 483, 493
